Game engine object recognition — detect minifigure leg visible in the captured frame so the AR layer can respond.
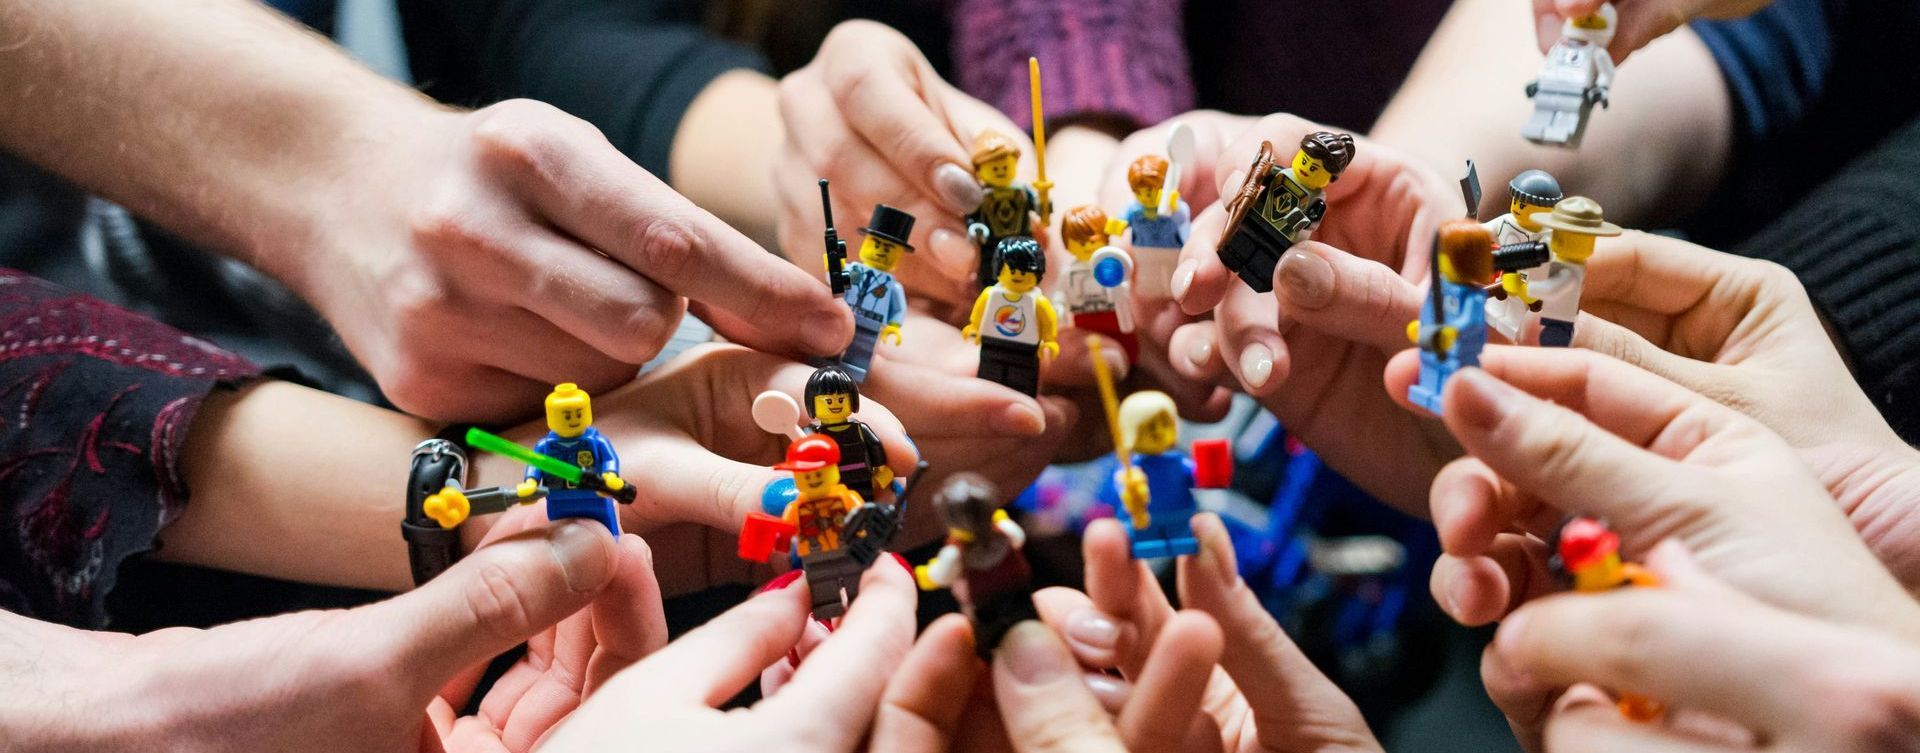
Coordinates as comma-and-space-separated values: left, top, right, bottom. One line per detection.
803, 551, 864, 619
1521, 106, 1555, 143
547, 492, 623, 537
1539, 318, 1575, 347
840, 325, 880, 382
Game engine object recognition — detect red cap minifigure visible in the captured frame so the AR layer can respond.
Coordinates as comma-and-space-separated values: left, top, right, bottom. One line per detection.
775, 435, 841, 472
1556, 516, 1620, 573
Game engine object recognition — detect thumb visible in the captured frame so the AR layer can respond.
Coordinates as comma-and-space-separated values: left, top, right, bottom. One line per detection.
993, 621, 1130, 753
364, 519, 617, 694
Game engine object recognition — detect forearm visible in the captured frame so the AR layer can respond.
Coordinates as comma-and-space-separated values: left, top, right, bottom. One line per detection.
1371, 0, 1731, 226
672, 70, 783, 247
0, 0, 439, 285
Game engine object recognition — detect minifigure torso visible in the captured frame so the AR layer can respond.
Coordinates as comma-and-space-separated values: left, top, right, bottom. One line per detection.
1255, 168, 1322, 241
1424, 280, 1489, 357
971, 185, 1036, 240
1062, 259, 1116, 315
1530, 259, 1587, 320
1124, 199, 1191, 249
1482, 213, 1548, 247
531, 428, 615, 490
1133, 450, 1198, 517
811, 419, 885, 492
981, 286, 1041, 345
843, 262, 906, 327
787, 487, 862, 556
1540, 40, 1605, 92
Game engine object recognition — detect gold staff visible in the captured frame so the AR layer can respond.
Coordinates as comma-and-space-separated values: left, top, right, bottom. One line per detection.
1028, 56, 1053, 226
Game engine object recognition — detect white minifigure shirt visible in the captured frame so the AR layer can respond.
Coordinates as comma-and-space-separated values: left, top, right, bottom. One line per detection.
1528, 259, 1587, 321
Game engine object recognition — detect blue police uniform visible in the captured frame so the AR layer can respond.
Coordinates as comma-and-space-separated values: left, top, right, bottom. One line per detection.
528, 427, 622, 535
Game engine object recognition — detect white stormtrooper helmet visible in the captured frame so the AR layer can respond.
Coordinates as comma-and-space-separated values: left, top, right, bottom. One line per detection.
1561, 2, 1618, 46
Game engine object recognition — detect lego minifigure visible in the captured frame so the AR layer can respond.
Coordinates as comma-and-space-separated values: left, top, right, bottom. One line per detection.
837, 204, 916, 382
965, 130, 1046, 289
1407, 221, 1496, 415
744, 435, 870, 619
915, 472, 1035, 656
1550, 516, 1665, 721
1111, 391, 1232, 559
803, 365, 894, 498
1481, 170, 1565, 340
1515, 196, 1621, 347
963, 237, 1060, 396
517, 383, 630, 535
1522, 3, 1617, 148
1057, 205, 1138, 361
1119, 154, 1193, 298
1216, 132, 1357, 293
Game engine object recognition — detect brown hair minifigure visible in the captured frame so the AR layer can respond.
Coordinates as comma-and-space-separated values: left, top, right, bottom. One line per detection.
1126, 154, 1169, 193
1061, 204, 1109, 249
914, 472, 1035, 655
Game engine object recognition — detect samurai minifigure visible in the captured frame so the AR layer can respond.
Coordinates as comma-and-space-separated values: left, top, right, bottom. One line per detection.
964, 236, 1059, 396
1111, 391, 1232, 559
837, 204, 915, 382
1522, 3, 1617, 148
1119, 154, 1191, 297
1407, 220, 1495, 414
518, 383, 629, 535
1217, 132, 1356, 292
804, 365, 894, 499
1057, 205, 1138, 361
965, 130, 1048, 289
1516, 196, 1621, 347
915, 472, 1035, 656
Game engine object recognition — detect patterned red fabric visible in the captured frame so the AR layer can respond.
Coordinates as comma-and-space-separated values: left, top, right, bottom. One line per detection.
0, 269, 258, 627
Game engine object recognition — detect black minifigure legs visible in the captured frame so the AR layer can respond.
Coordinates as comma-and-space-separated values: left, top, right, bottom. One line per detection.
977, 339, 1041, 396
1217, 220, 1294, 293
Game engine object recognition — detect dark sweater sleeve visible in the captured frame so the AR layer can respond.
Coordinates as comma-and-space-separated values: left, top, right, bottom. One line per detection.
0, 269, 260, 628
1731, 117, 1920, 444
401, 0, 768, 182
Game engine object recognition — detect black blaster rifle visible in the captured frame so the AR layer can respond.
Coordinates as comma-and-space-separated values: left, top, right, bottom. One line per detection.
843, 460, 930, 567
821, 179, 849, 295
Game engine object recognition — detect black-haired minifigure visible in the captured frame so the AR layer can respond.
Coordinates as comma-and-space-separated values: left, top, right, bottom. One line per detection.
963, 236, 1059, 396
1216, 131, 1356, 292
803, 365, 894, 498
915, 472, 1034, 655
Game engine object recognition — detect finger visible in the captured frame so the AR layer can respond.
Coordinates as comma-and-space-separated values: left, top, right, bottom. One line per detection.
621, 434, 787, 532
594, 573, 810, 707
993, 621, 1131, 753
1033, 586, 1130, 671
1274, 241, 1427, 353
871, 613, 982, 753
368, 519, 616, 696
585, 534, 669, 695
1429, 535, 1557, 627
820, 36, 980, 215
866, 357, 1050, 438
1212, 274, 1291, 396
1173, 202, 1234, 316
760, 558, 919, 748
1083, 518, 1174, 676
1167, 320, 1230, 385
1115, 611, 1224, 753
1542, 693, 1743, 753
1426, 454, 1556, 556
466, 305, 649, 390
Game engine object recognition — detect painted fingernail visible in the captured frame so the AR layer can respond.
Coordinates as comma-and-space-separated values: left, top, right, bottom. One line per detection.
1445, 573, 1473, 619
550, 520, 610, 592
1239, 344, 1274, 390
1002, 621, 1072, 684
930, 228, 971, 271
935, 163, 985, 213
1186, 337, 1213, 369
992, 401, 1047, 436
1083, 672, 1129, 708
1277, 247, 1334, 309
755, 569, 805, 594
1102, 343, 1131, 379
1171, 260, 1197, 302
1066, 608, 1120, 651
1450, 367, 1519, 431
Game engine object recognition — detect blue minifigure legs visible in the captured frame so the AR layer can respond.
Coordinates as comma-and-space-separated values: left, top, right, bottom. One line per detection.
839, 323, 881, 382
1127, 518, 1199, 559
1408, 351, 1450, 415
548, 490, 622, 536
1539, 318, 1575, 347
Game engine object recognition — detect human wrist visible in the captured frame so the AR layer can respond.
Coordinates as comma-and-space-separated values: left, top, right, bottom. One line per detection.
670, 70, 781, 246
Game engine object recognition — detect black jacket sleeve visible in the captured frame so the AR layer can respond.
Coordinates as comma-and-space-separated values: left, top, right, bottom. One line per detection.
1731, 116, 1920, 444
399, 0, 768, 181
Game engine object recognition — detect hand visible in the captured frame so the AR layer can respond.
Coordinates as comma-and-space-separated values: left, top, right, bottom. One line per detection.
882, 323, 905, 347
1494, 539, 1920, 753
1536, 0, 1774, 62
0, 517, 655, 753
285, 99, 849, 422
1169, 114, 1467, 514
424, 484, 471, 528
773, 20, 1030, 309
540, 558, 917, 752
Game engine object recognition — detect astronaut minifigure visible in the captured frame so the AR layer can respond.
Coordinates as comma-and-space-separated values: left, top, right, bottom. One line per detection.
1112, 391, 1232, 559
1482, 170, 1564, 340
964, 237, 1060, 396
1407, 220, 1495, 414
915, 472, 1035, 656
1216, 132, 1356, 292
1057, 205, 1138, 361
837, 205, 915, 382
1522, 3, 1617, 148
1517, 196, 1622, 347
966, 130, 1048, 289
519, 383, 629, 535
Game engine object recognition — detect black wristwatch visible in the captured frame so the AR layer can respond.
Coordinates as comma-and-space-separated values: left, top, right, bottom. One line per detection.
403, 427, 473, 586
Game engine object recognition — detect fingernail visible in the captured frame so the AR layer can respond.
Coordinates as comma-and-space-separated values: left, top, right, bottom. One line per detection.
1445, 574, 1472, 619
930, 228, 970, 270
1450, 368, 1519, 431
992, 401, 1047, 436
1277, 248, 1334, 309
1102, 344, 1131, 380
549, 520, 610, 592
1065, 608, 1120, 651
1239, 344, 1274, 390
1186, 337, 1213, 369
804, 309, 850, 354
935, 163, 984, 213
1171, 260, 1197, 303
1082, 672, 1128, 708
1002, 621, 1072, 685
755, 569, 805, 594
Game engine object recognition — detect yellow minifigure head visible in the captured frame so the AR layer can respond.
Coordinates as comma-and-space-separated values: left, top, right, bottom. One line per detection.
859, 236, 903, 272
804, 366, 859, 426
775, 435, 843, 499
1291, 131, 1356, 191
1436, 219, 1495, 285
857, 204, 916, 272
1060, 205, 1108, 262
971, 130, 1021, 189
1506, 169, 1564, 232
1127, 155, 1169, 213
544, 382, 593, 437
1563, 2, 1618, 46
1119, 390, 1179, 454
1530, 195, 1622, 266
992, 237, 1046, 293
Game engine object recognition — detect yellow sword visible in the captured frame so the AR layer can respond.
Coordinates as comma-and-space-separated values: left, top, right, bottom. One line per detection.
1028, 56, 1053, 226
1088, 336, 1147, 528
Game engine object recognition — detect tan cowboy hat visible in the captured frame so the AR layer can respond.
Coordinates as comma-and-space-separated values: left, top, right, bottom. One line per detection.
1528, 196, 1622, 236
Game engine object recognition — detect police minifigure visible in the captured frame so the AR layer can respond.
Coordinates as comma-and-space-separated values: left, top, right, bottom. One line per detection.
915, 472, 1035, 656
964, 237, 1059, 396
517, 383, 628, 535
1518, 196, 1621, 347
1522, 3, 1617, 148
1407, 221, 1495, 414
1112, 391, 1232, 559
804, 365, 894, 499
1216, 132, 1356, 292
838, 204, 915, 382
1057, 205, 1137, 361
966, 130, 1046, 289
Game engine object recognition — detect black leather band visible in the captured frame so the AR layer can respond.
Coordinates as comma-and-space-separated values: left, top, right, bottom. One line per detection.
404, 429, 473, 586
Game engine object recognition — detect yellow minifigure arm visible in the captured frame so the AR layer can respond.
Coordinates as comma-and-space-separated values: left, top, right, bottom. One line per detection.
962, 289, 992, 343
992, 509, 1026, 548
1035, 295, 1060, 359
1501, 272, 1534, 304
601, 472, 625, 491
1103, 217, 1129, 238
917, 543, 964, 590
515, 479, 539, 499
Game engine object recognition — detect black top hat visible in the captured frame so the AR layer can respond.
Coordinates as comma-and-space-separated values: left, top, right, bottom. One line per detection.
860, 204, 917, 251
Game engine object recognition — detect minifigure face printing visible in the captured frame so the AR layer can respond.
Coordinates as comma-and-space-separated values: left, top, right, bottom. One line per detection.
976, 154, 1017, 188
794, 465, 841, 497
1132, 410, 1178, 454
1513, 197, 1549, 231
811, 391, 853, 424
1291, 150, 1333, 191
1132, 185, 1163, 212
1065, 236, 1100, 261
861, 236, 903, 271
998, 265, 1039, 293
545, 383, 593, 437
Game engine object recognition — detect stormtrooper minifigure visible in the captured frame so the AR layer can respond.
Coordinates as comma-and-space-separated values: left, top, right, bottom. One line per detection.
1522, 3, 1616, 148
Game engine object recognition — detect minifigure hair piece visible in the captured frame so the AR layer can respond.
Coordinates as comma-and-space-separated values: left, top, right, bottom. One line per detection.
971, 130, 1022, 167
993, 236, 1046, 277
1117, 390, 1177, 448
1299, 131, 1356, 177
1438, 219, 1495, 284
804, 366, 860, 415
1061, 205, 1108, 247
1126, 155, 1169, 191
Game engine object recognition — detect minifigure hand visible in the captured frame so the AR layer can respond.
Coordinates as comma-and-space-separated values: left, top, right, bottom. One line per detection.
1585, 87, 1609, 106
773, 20, 1032, 308
913, 563, 938, 591
1103, 216, 1130, 237
423, 485, 471, 529
873, 465, 895, 490
1525, 80, 1540, 98
880, 323, 904, 347
1436, 325, 1457, 352
1539, 0, 1773, 62
516, 479, 539, 499
601, 472, 625, 492
1038, 340, 1060, 360
960, 324, 980, 343
1406, 319, 1421, 345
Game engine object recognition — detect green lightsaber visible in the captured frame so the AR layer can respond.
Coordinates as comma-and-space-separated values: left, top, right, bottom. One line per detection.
466, 427, 637, 504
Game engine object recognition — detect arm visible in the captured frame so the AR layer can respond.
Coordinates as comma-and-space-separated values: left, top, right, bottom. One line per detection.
1035, 296, 1061, 357
917, 543, 964, 589
992, 510, 1027, 549
963, 289, 993, 341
